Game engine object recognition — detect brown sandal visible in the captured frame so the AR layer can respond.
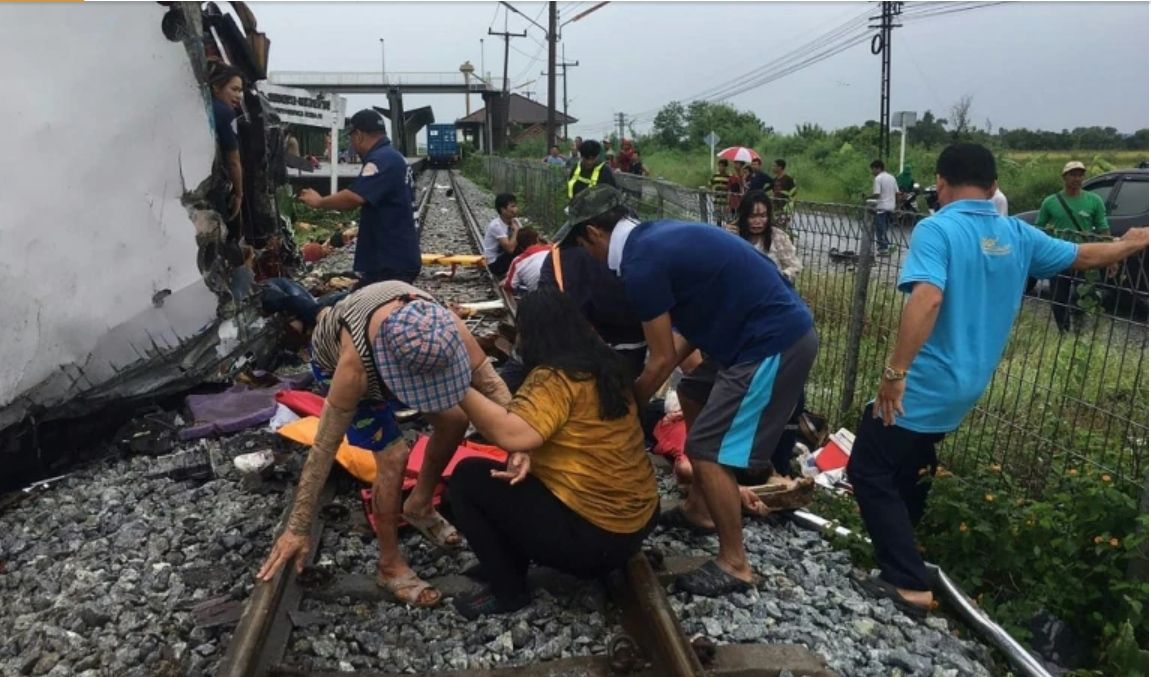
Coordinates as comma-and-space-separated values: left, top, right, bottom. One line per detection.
402, 509, 463, 551
377, 570, 442, 608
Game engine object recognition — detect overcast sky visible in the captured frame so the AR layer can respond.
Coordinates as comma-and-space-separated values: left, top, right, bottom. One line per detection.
251, 1, 1149, 142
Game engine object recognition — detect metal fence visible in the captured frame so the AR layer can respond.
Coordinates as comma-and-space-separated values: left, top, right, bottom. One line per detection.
475, 158, 1149, 496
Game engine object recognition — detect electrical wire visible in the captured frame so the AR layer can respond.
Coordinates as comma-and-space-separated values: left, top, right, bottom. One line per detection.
488, 1, 502, 30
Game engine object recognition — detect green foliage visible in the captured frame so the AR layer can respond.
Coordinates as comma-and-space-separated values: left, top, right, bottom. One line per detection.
652, 101, 689, 148
276, 186, 357, 243
650, 100, 769, 152
809, 466, 1148, 674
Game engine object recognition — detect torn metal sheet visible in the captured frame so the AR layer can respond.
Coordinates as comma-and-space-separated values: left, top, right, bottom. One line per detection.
0, 2, 295, 467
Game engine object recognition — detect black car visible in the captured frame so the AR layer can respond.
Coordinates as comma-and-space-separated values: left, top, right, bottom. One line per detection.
1015, 169, 1149, 312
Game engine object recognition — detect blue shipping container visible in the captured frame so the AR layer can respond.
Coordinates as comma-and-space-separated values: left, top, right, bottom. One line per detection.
426, 124, 459, 167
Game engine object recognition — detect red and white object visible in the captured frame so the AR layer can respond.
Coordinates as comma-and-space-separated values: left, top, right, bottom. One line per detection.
716, 146, 761, 163
814, 428, 856, 472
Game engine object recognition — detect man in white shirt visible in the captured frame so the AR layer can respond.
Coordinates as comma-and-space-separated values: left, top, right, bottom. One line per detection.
482, 193, 522, 276
504, 247, 550, 295
867, 160, 898, 257
991, 187, 1008, 216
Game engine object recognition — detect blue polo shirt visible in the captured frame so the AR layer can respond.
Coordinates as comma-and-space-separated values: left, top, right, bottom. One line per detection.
348, 138, 421, 276
616, 220, 813, 367
894, 199, 1078, 433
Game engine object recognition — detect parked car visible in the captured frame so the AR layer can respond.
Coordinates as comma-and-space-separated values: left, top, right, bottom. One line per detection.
1015, 169, 1148, 312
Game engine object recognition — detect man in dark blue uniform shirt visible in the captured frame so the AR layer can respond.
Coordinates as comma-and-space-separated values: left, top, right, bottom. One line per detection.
298, 109, 421, 289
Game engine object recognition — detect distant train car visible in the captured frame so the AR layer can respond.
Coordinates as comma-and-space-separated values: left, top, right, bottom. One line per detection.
426, 124, 460, 168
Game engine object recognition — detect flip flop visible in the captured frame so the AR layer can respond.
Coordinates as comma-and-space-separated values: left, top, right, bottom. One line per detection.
402, 509, 463, 551
851, 572, 930, 619
377, 570, 442, 608
659, 505, 716, 535
675, 560, 756, 597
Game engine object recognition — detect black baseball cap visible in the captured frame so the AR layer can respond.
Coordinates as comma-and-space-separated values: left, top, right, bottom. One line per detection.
350, 109, 388, 134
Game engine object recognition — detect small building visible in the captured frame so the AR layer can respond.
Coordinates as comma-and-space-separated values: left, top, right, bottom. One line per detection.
456, 93, 577, 152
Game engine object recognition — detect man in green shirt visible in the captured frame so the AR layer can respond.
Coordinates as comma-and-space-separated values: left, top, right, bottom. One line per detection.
1035, 161, 1112, 332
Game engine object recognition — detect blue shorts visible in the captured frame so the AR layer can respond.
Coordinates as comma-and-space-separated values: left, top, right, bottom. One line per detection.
309, 355, 402, 452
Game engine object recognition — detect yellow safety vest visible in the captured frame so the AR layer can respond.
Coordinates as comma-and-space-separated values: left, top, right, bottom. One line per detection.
567, 163, 604, 199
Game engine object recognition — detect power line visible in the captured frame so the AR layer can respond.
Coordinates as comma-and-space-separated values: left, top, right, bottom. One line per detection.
488, 1, 502, 29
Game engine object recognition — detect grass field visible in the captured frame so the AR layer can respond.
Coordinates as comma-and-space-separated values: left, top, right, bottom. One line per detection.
639, 147, 1148, 213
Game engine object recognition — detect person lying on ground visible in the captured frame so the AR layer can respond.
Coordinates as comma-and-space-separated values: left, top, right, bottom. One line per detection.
448, 288, 659, 619
255, 280, 511, 609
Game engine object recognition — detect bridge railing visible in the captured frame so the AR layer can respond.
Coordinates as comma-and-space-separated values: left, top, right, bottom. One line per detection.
474, 157, 1150, 500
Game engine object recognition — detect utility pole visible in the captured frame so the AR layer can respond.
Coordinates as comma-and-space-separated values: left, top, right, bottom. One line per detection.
869, 2, 902, 162
546, 1, 557, 150
615, 112, 627, 144
542, 46, 579, 142
488, 26, 527, 148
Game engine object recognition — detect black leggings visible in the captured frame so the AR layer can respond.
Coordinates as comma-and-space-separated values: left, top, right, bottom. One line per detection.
448, 457, 657, 600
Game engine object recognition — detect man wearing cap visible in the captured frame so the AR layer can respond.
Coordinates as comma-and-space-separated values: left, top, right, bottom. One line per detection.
847, 144, 1147, 617
554, 184, 818, 597
298, 110, 421, 291
256, 281, 512, 608
1035, 161, 1112, 332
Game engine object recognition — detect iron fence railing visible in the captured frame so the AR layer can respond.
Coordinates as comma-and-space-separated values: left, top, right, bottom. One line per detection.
473, 158, 1149, 496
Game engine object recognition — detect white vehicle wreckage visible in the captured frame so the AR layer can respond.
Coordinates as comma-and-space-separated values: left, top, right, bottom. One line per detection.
0, 2, 300, 485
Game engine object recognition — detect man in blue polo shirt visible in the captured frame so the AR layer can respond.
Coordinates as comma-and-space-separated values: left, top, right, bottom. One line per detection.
553, 185, 819, 597
298, 109, 421, 290
848, 143, 1149, 617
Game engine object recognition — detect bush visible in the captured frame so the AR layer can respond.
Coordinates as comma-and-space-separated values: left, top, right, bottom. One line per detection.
811, 466, 1148, 675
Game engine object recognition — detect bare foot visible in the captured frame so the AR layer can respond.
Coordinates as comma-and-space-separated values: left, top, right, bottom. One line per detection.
897, 587, 933, 608
715, 555, 755, 584
679, 496, 715, 530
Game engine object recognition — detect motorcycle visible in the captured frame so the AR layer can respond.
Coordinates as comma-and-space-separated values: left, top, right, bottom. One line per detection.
895, 183, 922, 228
923, 185, 940, 215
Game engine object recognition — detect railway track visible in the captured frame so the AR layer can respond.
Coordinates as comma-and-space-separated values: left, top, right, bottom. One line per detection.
215, 171, 985, 677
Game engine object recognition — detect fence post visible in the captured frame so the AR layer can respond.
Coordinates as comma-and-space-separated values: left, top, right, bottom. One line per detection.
1130, 485, 1149, 585
698, 190, 710, 224
839, 206, 876, 422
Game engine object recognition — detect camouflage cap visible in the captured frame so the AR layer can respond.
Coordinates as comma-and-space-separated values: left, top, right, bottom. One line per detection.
553, 184, 625, 248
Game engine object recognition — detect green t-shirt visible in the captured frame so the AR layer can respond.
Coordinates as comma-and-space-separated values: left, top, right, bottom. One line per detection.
1035, 191, 1109, 242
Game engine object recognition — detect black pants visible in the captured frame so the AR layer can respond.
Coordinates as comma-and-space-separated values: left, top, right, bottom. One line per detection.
845, 403, 946, 592
488, 251, 516, 277
353, 268, 420, 291
448, 458, 657, 600
1050, 270, 1083, 332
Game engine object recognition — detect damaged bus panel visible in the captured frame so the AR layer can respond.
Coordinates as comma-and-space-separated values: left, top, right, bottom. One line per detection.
0, 2, 297, 483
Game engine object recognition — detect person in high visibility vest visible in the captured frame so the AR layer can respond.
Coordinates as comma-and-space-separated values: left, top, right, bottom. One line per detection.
567, 139, 618, 200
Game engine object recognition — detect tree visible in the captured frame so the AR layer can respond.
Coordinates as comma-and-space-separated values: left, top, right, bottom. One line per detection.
651, 101, 688, 149
909, 110, 950, 148
949, 94, 974, 142
684, 100, 768, 150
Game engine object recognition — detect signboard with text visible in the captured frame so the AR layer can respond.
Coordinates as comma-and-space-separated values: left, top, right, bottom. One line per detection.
257, 83, 346, 130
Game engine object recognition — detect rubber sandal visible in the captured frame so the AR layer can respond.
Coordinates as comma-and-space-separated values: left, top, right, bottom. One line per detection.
402, 509, 463, 551
675, 560, 755, 597
377, 570, 442, 608
851, 572, 930, 619
659, 505, 716, 535
451, 585, 530, 620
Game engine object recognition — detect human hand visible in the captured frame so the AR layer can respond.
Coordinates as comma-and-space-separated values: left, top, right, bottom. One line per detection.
256, 530, 310, 582
228, 192, 243, 220
1119, 227, 1148, 249
874, 377, 906, 427
491, 452, 530, 485
297, 188, 322, 208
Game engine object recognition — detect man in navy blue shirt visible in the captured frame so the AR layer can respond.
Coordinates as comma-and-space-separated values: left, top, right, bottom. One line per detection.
847, 143, 1149, 617
553, 185, 819, 597
298, 110, 421, 290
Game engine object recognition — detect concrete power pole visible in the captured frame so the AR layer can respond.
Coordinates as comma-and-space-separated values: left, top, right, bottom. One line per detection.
615, 112, 627, 144
546, 2, 557, 150
542, 46, 579, 142
488, 26, 527, 148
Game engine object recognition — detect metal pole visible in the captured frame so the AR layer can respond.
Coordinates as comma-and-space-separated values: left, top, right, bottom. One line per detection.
329, 102, 340, 196
480, 38, 485, 85
380, 38, 386, 84
562, 44, 569, 140
898, 123, 907, 172
546, 1, 557, 150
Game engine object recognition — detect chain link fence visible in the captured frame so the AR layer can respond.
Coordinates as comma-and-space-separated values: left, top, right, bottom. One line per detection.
472, 158, 1149, 497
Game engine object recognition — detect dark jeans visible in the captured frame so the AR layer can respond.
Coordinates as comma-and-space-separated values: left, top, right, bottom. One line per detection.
1050, 270, 1083, 332
354, 268, 420, 291
874, 211, 891, 251
488, 251, 516, 277
448, 457, 657, 600
845, 403, 946, 592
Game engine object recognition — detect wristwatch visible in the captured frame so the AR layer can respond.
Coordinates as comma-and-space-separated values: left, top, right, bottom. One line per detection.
883, 366, 908, 381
